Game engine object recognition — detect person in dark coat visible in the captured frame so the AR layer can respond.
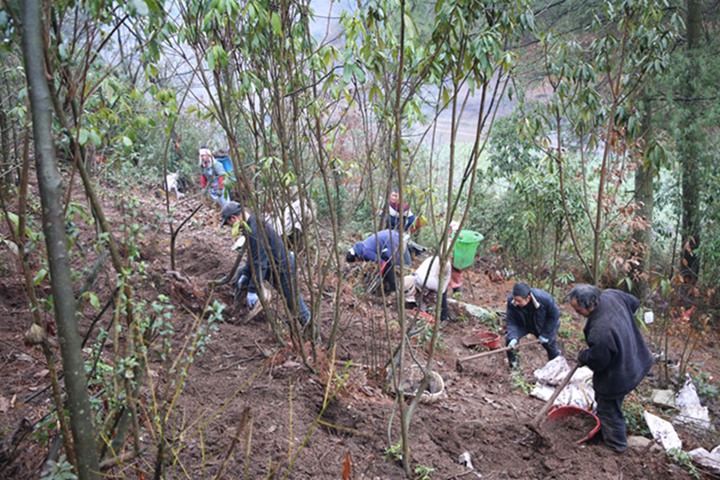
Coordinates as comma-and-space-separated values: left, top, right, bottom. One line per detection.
505, 282, 561, 368
345, 229, 409, 293
221, 202, 311, 326
566, 284, 653, 454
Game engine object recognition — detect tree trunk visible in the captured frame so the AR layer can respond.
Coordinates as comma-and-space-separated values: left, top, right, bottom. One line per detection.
20, 1, 100, 478
679, 0, 702, 284
0, 106, 10, 194
631, 94, 654, 300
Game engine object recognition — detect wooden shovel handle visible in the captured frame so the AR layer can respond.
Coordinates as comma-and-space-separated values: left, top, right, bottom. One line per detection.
530, 363, 580, 427
457, 338, 542, 363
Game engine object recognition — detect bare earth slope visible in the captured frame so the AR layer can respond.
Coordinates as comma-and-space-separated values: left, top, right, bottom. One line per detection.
0, 180, 707, 479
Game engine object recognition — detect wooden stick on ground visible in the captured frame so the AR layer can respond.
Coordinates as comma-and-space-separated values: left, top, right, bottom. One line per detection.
455, 339, 541, 371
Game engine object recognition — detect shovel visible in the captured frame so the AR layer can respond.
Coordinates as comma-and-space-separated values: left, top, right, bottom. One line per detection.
526, 363, 580, 439
455, 339, 541, 372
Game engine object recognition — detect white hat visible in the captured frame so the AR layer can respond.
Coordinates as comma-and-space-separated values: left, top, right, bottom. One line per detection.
198, 148, 213, 166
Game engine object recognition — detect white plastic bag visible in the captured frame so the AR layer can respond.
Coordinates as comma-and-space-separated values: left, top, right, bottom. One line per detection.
644, 411, 682, 451
530, 357, 595, 410
675, 378, 712, 429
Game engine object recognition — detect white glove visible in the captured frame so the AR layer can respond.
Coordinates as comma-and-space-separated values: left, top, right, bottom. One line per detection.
231, 236, 246, 251
508, 338, 518, 349
247, 292, 259, 309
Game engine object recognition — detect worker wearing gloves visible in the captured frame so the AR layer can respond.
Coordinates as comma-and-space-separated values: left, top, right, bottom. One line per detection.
566, 284, 653, 454
505, 282, 561, 369
221, 202, 311, 327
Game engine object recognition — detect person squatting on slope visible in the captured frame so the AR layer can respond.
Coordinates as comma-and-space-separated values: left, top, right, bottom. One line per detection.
566, 284, 653, 454
199, 147, 228, 207
505, 282, 561, 368
403, 255, 452, 322
345, 229, 410, 293
220, 201, 311, 327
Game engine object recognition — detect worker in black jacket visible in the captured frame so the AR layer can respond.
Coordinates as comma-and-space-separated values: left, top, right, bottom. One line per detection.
221, 201, 310, 326
505, 282, 561, 368
566, 284, 653, 454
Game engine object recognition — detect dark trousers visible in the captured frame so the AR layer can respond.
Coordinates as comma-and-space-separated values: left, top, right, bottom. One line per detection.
596, 395, 627, 453
505, 332, 561, 366
252, 255, 311, 325
381, 260, 397, 292
440, 291, 449, 321
269, 271, 310, 325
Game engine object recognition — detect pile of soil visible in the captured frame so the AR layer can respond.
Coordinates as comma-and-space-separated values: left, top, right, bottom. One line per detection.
545, 410, 599, 446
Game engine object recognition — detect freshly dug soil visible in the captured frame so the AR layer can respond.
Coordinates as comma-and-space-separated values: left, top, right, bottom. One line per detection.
545, 411, 598, 446
0, 176, 707, 479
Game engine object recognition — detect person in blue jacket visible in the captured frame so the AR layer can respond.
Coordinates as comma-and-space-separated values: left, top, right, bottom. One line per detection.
566, 284, 653, 454
505, 282, 561, 369
345, 229, 409, 293
221, 201, 311, 327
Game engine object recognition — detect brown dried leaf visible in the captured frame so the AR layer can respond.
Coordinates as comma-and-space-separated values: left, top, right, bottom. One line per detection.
342, 451, 352, 480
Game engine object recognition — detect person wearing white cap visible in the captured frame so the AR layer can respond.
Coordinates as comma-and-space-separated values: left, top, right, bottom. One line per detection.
199, 147, 228, 207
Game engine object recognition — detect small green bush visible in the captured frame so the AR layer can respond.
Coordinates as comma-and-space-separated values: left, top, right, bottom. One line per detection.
510, 369, 533, 395
414, 463, 436, 480
622, 399, 650, 437
692, 371, 720, 402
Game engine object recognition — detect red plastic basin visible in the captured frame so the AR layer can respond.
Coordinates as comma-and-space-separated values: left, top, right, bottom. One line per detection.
547, 405, 601, 444
478, 331, 501, 349
461, 329, 502, 349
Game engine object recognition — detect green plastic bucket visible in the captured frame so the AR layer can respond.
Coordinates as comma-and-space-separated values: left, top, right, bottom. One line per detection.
453, 230, 483, 270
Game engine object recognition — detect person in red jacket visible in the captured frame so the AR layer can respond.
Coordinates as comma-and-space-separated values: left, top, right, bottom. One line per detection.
199, 147, 228, 206
377, 190, 416, 232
